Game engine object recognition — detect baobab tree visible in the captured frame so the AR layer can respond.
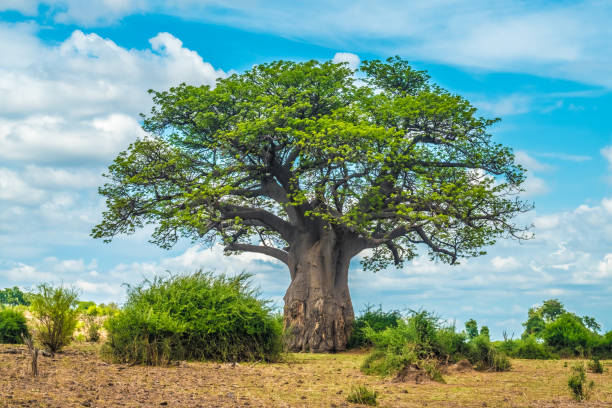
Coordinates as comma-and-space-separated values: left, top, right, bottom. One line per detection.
92, 57, 530, 352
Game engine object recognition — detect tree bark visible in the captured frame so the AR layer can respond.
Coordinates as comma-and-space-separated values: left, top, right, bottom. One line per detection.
283, 231, 355, 352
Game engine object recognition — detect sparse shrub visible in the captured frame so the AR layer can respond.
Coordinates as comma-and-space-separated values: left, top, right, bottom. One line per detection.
348, 305, 401, 349
85, 316, 101, 342
346, 385, 378, 406
0, 308, 29, 343
102, 271, 283, 365
29, 283, 79, 353
420, 358, 445, 383
468, 334, 511, 372
361, 310, 508, 382
587, 357, 604, 374
567, 363, 594, 401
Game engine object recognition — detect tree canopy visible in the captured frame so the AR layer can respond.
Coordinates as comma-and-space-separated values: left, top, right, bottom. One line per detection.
92, 57, 531, 271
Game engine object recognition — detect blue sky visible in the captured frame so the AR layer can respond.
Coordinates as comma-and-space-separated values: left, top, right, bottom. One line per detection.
1, 1, 611, 339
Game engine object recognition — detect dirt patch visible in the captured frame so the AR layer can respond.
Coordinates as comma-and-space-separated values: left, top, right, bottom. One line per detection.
446, 358, 474, 374
1, 344, 611, 407
393, 364, 431, 384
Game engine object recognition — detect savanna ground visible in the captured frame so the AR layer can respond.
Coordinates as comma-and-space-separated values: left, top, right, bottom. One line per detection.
1, 344, 610, 408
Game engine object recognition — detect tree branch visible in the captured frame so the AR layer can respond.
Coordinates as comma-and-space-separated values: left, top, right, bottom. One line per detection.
224, 243, 289, 265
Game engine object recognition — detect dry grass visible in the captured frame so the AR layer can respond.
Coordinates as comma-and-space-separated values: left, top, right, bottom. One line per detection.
0, 343, 611, 407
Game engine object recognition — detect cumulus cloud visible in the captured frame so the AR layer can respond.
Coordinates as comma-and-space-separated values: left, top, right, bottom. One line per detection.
0, 168, 46, 204
4, 1, 610, 88
0, 23, 226, 266
332, 52, 360, 70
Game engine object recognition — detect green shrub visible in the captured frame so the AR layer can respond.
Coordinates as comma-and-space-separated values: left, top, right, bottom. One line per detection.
542, 313, 596, 355
348, 305, 401, 349
30, 283, 79, 353
567, 363, 594, 401
587, 357, 604, 374
360, 310, 508, 381
498, 335, 556, 359
346, 385, 378, 406
468, 335, 511, 372
102, 271, 283, 365
0, 308, 29, 343
0, 287, 30, 306
85, 316, 101, 342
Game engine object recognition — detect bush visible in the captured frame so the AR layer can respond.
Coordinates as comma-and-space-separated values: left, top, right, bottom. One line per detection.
102, 271, 283, 365
360, 310, 508, 381
496, 335, 556, 359
541, 313, 596, 356
29, 283, 79, 353
348, 305, 401, 349
0, 287, 30, 306
85, 316, 101, 342
567, 363, 594, 401
0, 308, 29, 343
587, 357, 604, 374
346, 385, 378, 406
467, 335, 511, 372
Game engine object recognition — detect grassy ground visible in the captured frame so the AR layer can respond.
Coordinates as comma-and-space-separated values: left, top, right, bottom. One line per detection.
1, 343, 611, 407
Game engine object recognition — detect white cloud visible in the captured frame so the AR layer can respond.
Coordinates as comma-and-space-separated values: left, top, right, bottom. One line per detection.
23, 165, 103, 190
537, 152, 591, 162
4, 1, 609, 88
0, 168, 45, 204
332, 52, 360, 70
0, 262, 56, 282
474, 94, 532, 116
601, 145, 612, 168
521, 174, 549, 197
514, 151, 552, 172
491, 256, 520, 271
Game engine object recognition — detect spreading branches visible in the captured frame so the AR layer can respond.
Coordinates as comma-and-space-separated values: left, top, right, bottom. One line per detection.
93, 57, 531, 272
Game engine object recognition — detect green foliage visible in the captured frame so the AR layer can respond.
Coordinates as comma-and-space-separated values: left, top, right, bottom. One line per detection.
84, 315, 101, 342
587, 357, 604, 374
29, 283, 79, 353
506, 336, 555, 359
567, 363, 594, 401
516, 300, 611, 358
582, 316, 601, 333
346, 385, 378, 406
540, 299, 565, 322
348, 305, 401, 349
0, 308, 29, 344
467, 335, 511, 371
541, 313, 596, 354
479, 326, 490, 340
0, 287, 30, 306
361, 310, 509, 381
465, 319, 478, 339
102, 271, 283, 365
92, 56, 530, 277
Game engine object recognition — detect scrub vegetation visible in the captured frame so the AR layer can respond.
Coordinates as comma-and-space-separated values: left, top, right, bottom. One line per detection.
1, 282, 611, 406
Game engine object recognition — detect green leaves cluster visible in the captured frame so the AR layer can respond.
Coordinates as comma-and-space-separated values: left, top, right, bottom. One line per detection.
102, 271, 283, 365
29, 283, 80, 353
0, 286, 30, 306
0, 308, 29, 344
93, 56, 530, 270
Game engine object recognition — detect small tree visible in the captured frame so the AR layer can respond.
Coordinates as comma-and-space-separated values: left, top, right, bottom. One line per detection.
30, 283, 79, 353
465, 319, 479, 339
0, 286, 30, 306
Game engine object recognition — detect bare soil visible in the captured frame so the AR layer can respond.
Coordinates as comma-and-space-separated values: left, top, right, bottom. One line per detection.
1, 343, 611, 407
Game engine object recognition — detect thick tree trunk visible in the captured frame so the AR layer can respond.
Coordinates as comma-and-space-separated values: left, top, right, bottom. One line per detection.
283, 232, 355, 352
